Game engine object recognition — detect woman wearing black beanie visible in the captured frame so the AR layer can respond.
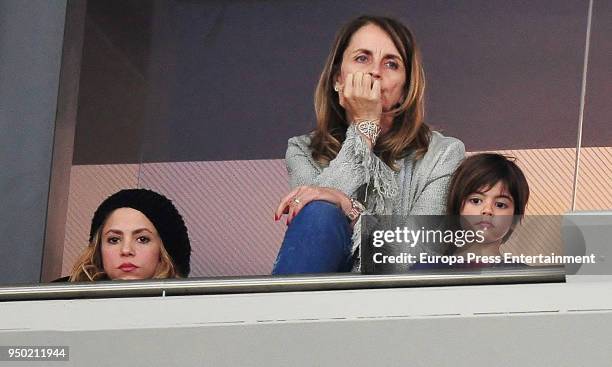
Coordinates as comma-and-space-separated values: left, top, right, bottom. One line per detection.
67, 189, 191, 281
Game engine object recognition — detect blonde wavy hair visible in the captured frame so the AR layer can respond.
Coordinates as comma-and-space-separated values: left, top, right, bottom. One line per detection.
311, 15, 431, 169
69, 227, 179, 282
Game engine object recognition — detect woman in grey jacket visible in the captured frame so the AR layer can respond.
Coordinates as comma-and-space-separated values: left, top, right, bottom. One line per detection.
273, 15, 465, 274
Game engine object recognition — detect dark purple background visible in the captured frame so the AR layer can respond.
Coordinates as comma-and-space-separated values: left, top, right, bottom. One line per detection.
73, 0, 608, 165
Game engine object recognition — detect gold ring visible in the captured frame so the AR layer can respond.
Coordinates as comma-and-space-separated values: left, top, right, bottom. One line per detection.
293, 197, 301, 205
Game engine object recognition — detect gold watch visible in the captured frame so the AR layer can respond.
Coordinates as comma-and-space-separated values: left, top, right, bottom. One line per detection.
347, 198, 366, 221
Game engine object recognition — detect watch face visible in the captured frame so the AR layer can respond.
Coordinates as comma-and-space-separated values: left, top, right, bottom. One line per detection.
352, 199, 365, 212
350, 199, 365, 220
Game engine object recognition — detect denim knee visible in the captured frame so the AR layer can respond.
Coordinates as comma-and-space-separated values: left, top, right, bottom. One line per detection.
296, 200, 346, 226
272, 200, 353, 274
290, 200, 352, 255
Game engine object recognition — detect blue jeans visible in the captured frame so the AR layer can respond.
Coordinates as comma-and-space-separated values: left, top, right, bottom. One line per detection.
272, 200, 353, 274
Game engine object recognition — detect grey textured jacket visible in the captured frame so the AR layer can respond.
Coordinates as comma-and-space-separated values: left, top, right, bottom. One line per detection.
286, 124, 466, 266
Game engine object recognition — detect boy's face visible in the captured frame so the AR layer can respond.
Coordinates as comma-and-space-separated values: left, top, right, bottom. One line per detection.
460, 181, 515, 245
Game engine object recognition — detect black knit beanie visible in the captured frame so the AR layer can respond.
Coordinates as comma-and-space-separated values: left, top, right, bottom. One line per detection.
89, 189, 191, 277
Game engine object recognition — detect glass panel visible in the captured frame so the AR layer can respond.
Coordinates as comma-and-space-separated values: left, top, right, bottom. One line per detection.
138, 1, 586, 277
59, 1, 154, 281
575, 0, 612, 211
52, 0, 589, 283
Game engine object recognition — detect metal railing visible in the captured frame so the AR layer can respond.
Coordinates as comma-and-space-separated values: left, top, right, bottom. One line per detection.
0, 266, 565, 302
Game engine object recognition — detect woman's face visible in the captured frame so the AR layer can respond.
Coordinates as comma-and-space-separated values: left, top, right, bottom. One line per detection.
100, 207, 163, 280
460, 181, 515, 245
337, 23, 407, 113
